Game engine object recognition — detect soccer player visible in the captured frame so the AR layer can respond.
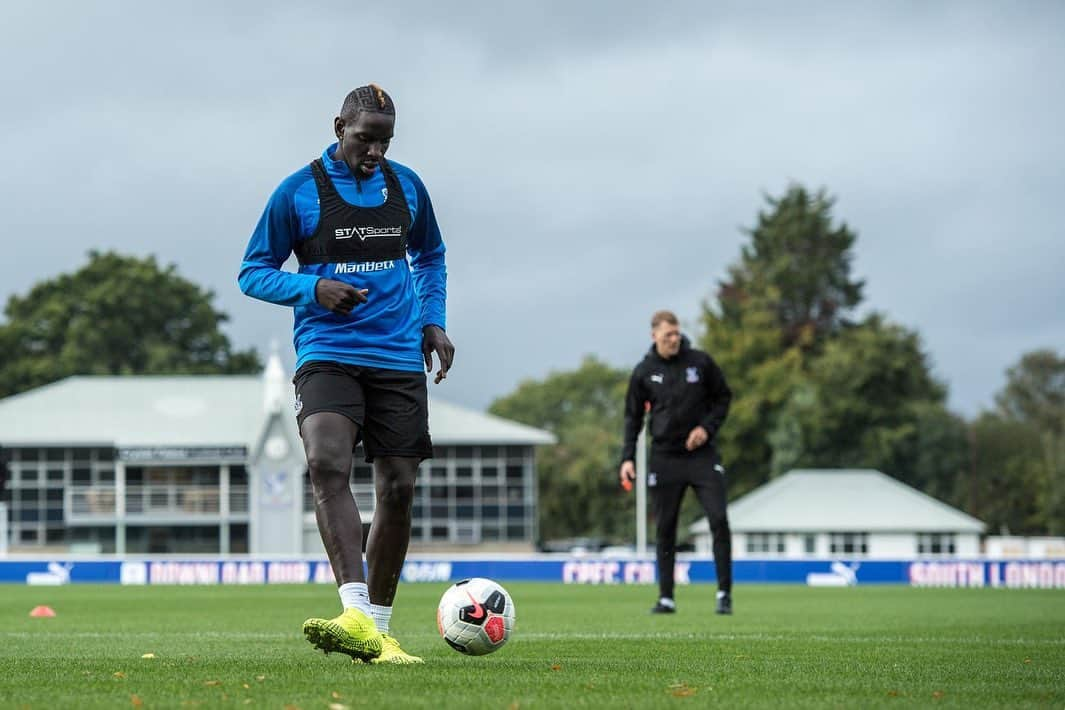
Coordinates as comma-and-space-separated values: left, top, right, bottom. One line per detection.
619, 310, 734, 615
239, 84, 453, 663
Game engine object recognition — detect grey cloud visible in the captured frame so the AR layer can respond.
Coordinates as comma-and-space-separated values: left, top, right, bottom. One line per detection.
2, 0, 1063, 419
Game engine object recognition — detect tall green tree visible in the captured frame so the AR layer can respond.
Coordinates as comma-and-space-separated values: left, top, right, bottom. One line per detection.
701, 288, 805, 495
721, 185, 865, 349
966, 413, 1046, 536
489, 356, 632, 543
0, 251, 260, 397
995, 350, 1065, 435
701, 184, 964, 500
701, 184, 866, 491
768, 315, 964, 494
981, 349, 1065, 534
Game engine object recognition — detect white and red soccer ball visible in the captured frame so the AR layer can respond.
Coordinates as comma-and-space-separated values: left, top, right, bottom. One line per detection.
437, 578, 515, 656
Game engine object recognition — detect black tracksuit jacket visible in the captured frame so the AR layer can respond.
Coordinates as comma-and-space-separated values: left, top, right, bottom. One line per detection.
621, 337, 732, 462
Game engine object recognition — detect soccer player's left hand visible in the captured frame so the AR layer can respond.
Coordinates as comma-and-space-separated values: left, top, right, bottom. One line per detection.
685, 425, 709, 451
422, 325, 455, 384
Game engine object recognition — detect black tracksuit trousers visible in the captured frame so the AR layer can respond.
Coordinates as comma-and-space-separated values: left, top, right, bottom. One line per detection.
649, 450, 732, 600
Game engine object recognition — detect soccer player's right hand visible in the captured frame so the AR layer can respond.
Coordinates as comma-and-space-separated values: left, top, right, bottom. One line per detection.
315, 279, 368, 315
619, 461, 636, 491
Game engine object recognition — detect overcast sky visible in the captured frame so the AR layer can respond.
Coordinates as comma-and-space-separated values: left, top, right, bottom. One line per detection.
2, 1, 1062, 417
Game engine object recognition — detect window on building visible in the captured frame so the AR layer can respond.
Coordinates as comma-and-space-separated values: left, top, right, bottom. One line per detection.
230, 465, 248, 486
229, 524, 249, 554
803, 534, 817, 555
745, 532, 786, 555
829, 532, 868, 555
917, 532, 956, 556
351, 464, 373, 484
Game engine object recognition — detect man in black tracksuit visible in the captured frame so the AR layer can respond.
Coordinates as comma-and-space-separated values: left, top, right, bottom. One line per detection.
619, 310, 733, 615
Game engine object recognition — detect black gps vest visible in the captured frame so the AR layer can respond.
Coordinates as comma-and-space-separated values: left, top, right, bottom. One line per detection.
294, 158, 411, 265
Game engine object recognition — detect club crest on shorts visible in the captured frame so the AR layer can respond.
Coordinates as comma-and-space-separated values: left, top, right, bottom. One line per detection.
647, 472, 657, 487
686, 367, 699, 383
294, 393, 303, 415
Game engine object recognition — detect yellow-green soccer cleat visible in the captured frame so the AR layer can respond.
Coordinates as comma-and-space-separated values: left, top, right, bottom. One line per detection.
368, 634, 424, 664
302, 608, 383, 662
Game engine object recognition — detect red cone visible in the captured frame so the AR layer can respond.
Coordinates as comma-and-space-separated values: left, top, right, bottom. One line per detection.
29, 605, 56, 618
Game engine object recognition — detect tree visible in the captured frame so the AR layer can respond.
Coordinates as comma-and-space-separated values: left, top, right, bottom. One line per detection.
995, 350, 1065, 435
966, 413, 1045, 536
768, 315, 964, 494
983, 349, 1065, 534
701, 288, 805, 494
701, 185, 964, 502
0, 251, 260, 397
489, 356, 632, 543
721, 185, 864, 349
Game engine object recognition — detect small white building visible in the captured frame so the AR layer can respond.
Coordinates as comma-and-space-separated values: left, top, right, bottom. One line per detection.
690, 469, 985, 559
0, 353, 554, 555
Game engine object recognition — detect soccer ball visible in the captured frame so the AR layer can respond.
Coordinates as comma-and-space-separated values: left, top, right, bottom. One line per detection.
437, 577, 515, 655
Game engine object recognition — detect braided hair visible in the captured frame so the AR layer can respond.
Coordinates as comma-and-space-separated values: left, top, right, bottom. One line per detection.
337, 84, 395, 192
340, 84, 395, 119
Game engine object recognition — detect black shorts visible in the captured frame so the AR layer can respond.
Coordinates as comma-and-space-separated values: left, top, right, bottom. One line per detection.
293, 361, 433, 463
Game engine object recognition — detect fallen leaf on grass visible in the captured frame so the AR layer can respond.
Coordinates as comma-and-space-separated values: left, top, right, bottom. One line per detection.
932, 691, 944, 699
131, 694, 143, 707
331, 691, 343, 699
887, 690, 900, 697
328, 704, 350, 710
255, 675, 266, 682
204, 680, 221, 687
550, 664, 562, 671
242, 684, 250, 689
668, 682, 697, 698
113, 672, 126, 679
1024, 658, 1032, 664
283, 705, 302, 710
141, 653, 156, 659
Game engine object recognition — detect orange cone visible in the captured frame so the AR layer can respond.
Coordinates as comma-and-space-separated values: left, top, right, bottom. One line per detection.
29, 605, 56, 618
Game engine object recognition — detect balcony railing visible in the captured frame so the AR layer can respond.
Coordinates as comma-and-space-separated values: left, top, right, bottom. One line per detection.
303, 483, 375, 514
66, 485, 249, 521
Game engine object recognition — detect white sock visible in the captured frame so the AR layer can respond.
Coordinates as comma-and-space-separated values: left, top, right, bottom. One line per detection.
370, 603, 393, 634
338, 582, 372, 616
658, 597, 676, 608
717, 590, 729, 599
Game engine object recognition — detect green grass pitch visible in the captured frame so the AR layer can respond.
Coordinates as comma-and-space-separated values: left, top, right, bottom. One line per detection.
1, 583, 1062, 708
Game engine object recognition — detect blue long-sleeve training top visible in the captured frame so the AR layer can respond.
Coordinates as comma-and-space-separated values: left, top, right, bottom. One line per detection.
238, 144, 447, 372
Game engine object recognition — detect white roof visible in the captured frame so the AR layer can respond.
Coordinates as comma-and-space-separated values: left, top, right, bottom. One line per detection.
691, 469, 985, 534
0, 373, 554, 449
